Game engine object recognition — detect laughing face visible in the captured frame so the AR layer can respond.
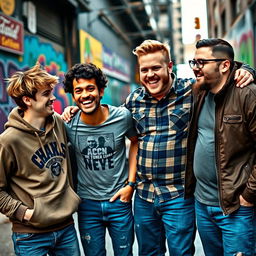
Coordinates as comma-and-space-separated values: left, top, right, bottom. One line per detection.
192, 47, 224, 92
72, 78, 103, 115
138, 51, 173, 100
29, 85, 56, 118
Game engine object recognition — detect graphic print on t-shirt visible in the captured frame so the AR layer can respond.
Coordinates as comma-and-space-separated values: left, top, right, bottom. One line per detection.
78, 133, 115, 171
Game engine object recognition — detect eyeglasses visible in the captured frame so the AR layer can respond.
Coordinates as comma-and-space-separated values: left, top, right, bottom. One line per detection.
188, 59, 227, 69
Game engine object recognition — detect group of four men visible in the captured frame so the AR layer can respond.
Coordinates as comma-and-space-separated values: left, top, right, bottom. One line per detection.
0, 38, 256, 256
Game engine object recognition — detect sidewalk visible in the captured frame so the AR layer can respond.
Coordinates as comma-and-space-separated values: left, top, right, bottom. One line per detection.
0, 214, 15, 256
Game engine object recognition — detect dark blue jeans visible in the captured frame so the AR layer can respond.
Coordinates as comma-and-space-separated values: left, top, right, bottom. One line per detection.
134, 193, 195, 256
78, 198, 134, 256
12, 224, 80, 256
195, 199, 256, 256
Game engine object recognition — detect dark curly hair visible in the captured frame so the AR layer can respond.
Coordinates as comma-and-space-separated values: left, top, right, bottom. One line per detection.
63, 63, 108, 95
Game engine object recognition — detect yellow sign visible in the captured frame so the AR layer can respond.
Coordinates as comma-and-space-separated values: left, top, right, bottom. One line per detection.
79, 29, 103, 68
0, 0, 15, 16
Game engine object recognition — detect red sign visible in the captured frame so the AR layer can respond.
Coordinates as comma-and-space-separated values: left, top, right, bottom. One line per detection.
0, 13, 23, 55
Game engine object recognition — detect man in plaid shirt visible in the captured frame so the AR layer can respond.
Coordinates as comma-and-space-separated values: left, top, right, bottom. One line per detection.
124, 39, 254, 256
61, 40, 254, 256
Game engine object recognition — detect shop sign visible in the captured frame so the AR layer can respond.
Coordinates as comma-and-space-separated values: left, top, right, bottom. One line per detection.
103, 46, 130, 82
0, 13, 23, 55
0, 0, 15, 16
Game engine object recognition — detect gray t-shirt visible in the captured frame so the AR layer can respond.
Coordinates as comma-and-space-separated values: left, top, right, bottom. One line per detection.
193, 92, 219, 206
65, 105, 137, 200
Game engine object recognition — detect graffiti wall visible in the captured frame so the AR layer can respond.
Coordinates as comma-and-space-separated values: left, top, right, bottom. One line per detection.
102, 77, 138, 107
226, 10, 255, 67
0, 35, 72, 133
79, 29, 134, 107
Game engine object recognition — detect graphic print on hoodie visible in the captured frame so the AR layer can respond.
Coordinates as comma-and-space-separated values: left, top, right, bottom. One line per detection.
31, 141, 67, 177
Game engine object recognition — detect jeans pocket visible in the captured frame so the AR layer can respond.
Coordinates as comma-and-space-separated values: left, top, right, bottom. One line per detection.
234, 205, 255, 217
14, 232, 34, 242
118, 198, 131, 204
239, 205, 254, 209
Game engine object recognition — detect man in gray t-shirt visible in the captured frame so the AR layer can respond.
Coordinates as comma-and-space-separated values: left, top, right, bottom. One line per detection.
63, 63, 138, 256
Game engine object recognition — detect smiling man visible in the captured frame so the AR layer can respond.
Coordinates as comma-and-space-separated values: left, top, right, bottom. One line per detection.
0, 63, 81, 256
63, 63, 138, 256
185, 38, 256, 256
124, 39, 256, 256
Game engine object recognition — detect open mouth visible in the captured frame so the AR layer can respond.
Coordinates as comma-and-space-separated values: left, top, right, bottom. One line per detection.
46, 101, 54, 108
147, 79, 159, 87
194, 71, 204, 80
80, 97, 95, 109
82, 99, 93, 105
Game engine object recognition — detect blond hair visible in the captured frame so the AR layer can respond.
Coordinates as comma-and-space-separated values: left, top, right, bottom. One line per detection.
133, 39, 171, 62
7, 62, 59, 110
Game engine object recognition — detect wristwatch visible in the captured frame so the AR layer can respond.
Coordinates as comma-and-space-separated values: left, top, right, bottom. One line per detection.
126, 181, 136, 188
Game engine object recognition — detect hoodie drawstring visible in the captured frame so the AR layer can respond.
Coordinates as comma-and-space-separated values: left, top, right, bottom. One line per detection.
34, 131, 47, 156
52, 128, 62, 154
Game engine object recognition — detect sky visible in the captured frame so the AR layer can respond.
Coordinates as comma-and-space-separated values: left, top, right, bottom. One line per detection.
181, 0, 208, 44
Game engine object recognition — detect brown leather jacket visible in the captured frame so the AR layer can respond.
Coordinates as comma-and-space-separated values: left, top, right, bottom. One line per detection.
185, 63, 256, 214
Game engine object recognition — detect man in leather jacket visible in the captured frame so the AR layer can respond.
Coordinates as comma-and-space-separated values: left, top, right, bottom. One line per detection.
185, 38, 256, 256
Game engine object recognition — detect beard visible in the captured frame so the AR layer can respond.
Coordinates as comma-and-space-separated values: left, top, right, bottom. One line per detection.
199, 83, 211, 91
198, 66, 221, 92
83, 100, 101, 115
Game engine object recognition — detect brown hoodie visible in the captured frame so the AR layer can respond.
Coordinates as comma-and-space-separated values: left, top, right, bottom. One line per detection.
0, 107, 81, 233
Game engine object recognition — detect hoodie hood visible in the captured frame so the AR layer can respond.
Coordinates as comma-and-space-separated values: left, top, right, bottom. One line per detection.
4, 107, 62, 157
4, 107, 55, 135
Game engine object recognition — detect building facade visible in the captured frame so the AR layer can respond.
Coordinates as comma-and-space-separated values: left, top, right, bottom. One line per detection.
0, 0, 163, 132
0, 0, 89, 132
207, 0, 255, 66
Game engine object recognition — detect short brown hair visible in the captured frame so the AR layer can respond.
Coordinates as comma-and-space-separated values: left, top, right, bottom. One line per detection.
7, 62, 59, 110
133, 39, 171, 62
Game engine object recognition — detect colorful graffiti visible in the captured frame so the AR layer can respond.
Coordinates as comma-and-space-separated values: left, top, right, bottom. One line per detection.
102, 77, 138, 107
226, 10, 255, 67
0, 35, 73, 133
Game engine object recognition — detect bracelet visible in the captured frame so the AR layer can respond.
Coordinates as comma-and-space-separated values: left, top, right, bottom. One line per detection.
126, 181, 136, 188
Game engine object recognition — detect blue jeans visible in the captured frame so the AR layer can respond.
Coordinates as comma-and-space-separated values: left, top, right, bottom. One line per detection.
78, 198, 134, 256
134, 193, 195, 256
195, 199, 256, 256
12, 224, 80, 256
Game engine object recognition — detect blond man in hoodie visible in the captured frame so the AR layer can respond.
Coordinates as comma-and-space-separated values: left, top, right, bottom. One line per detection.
0, 63, 81, 256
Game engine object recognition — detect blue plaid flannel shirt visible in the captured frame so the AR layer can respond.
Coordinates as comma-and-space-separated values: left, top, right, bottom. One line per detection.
125, 75, 194, 203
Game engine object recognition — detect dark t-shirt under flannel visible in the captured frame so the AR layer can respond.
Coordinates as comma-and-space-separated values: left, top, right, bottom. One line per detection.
125, 75, 194, 203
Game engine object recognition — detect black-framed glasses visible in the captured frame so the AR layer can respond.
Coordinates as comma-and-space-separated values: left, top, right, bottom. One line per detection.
188, 59, 227, 69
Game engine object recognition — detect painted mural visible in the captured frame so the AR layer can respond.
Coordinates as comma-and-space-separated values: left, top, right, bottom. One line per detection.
226, 10, 255, 67
0, 35, 72, 133
79, 29, 135, 107
102, 77, 138, 107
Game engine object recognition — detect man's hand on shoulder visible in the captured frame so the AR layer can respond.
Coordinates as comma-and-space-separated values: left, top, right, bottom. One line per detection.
234, 69, 254, 88
61, 106, 79, 122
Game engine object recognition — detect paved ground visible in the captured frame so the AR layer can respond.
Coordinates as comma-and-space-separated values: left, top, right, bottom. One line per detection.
0, 213, 204, 256
0, 214, 15, 256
